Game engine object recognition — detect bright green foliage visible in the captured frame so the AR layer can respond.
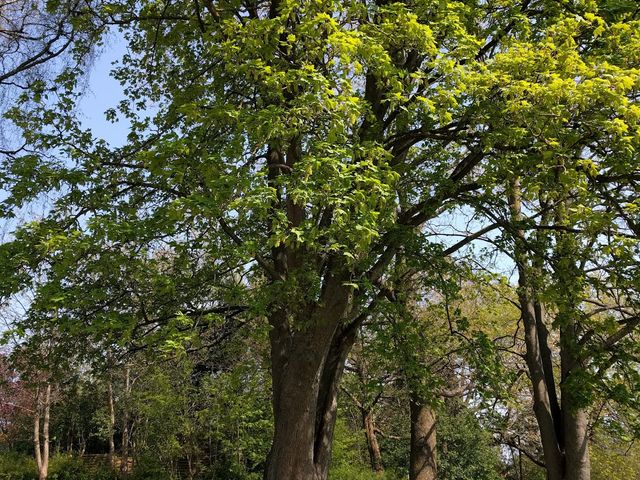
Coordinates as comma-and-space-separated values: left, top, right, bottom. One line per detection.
2, 0, 637, 342
591, 432, 640, 480
201, 362, 273, 479
334, 393, 504, 480
120, 329, 272, 479
0, 453, 118, 480
0, 452, 36, 480
1, 0, 640, 477
329, 418, 400, 480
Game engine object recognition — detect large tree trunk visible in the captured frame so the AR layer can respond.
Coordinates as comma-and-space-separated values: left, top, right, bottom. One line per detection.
363, 410, 384, 474
264, 276, 356, 480
562, 400, 590, 480
266, 329, 329, 480
409, 398, 436, 480
559, 312, 590, 480
556, 194, 591, 480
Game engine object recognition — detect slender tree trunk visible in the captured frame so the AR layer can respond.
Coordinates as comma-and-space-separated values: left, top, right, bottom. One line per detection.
34, 388, 41, 475
518, 288, 564, 480
558, 304, 591, 480
362, 410, 384, 474
350, 342, 384, 475
509, 179, 595, 480
66, 425, 73, 454
34, 384, 51, 480
108, 380, 116, 467
79, 435, 86, 456
264, 276, 356, 480
42, 384, 50, 480
409, 397, 437, 480
121, 365, 131, 474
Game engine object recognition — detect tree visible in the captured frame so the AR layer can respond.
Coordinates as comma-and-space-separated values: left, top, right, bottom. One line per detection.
2, 1, 640, 479
488, 109, 640, 480
0, 0, 104, 164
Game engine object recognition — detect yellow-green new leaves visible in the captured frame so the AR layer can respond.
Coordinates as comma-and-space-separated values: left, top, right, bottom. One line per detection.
3, 0, 640, 409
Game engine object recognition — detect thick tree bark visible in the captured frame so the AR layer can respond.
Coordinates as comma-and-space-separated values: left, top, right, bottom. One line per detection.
264, 276, 356, 480
409, 398, 437, 480
363, 410, 384, 474
562, 404, 590, 480
266, 329, 329, 480
559, 312, 590, 480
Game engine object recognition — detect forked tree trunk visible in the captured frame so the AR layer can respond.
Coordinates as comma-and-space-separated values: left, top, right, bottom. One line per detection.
409, 398, 437, 480
518, 287, 565, 480
363, 410, 384, 474
264, 277, 356, 480
509, 179, 564, 480
509, 178, 593, 480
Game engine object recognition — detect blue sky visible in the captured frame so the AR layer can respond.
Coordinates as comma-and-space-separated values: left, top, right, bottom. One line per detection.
77, 34, 129, 146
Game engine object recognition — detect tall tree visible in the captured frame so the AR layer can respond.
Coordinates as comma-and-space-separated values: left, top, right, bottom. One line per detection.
2, 1, 639, 479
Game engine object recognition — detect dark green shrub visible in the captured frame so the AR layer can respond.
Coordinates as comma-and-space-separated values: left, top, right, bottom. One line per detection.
0, 452, 37, 480
129, 456, 171, 480
0, 453, 118, 480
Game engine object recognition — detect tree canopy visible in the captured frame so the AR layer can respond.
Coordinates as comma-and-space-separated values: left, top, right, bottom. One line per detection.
1, 0, 639, 479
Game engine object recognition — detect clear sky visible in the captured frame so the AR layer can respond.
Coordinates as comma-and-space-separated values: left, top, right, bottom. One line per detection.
77, 33, 130, 147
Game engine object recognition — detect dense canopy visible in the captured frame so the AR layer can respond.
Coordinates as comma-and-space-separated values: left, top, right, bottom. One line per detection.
1, 1, 639, 479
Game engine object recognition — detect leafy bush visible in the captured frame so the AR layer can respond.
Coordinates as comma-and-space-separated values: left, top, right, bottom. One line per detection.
0, 452, 36, 480
48, 455, 118, 480
129, 456, 172, 480
438, 402, 502, 480
329, 418, 402, 480
0, 453, 118, 480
